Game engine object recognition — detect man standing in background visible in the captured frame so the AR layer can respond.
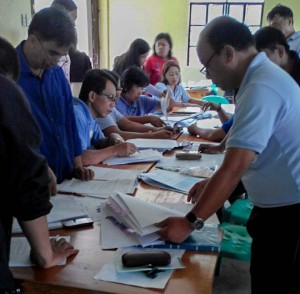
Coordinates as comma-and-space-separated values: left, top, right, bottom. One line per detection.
267, 4, 300, 57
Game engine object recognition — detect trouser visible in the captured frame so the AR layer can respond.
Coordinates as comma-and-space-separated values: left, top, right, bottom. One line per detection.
246, 203, 300, 294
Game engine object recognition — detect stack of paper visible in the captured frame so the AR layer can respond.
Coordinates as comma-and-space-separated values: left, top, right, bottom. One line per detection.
103, 149, 162, 165
12, 195, 89, 234
100, 192, 184, 249
88, 166, 140, 180
57, 177, 138, 198
156, 152, 224, 170
125, 139, 178, 152
140, 169, 203, 194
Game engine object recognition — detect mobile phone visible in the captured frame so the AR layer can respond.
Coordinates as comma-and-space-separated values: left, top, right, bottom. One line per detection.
175, 152, 202, 160
62, 217, 94, 228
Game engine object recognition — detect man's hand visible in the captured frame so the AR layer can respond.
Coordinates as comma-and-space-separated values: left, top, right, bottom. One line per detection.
48, 167, 57, 195
188, 123, 200, 135
30, 237, 79, 268
150, 129, 175, 139
157, 216, 193, 243
199, 143, 224, 154
115, 142, 137, 157
108, 133, 125, 145
187, 179, 209, 203
73, 166, 94, 181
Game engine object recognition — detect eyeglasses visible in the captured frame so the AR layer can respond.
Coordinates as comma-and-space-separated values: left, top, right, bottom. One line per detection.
34, 34, 68, 65
95, 92, 119, 102
199, 50, 221, 75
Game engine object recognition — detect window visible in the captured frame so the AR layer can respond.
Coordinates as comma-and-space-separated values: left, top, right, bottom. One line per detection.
187, 0, 264, 66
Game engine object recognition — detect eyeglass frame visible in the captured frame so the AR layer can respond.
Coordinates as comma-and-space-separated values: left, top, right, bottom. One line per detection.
199, 48, 223, 74
94, 91, 119, 102
33, 34, 68, 65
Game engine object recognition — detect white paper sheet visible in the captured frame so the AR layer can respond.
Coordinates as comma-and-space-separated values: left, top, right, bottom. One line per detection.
140, 169, 202, 194
88, 166, 140, 180
125, 139, 178, 151
103, 149, 162, 165
9, 236, 70, 267
94, 249, 185, 289
57, 178, 138, 197
100, 192, 184, 249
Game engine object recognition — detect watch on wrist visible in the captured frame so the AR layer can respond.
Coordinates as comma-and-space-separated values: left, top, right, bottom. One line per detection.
185, 211, 204, 230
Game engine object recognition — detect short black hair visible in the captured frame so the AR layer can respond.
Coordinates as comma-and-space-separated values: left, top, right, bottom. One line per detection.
0, 36, 20, 81
267, 4, 293, 21
153, 32, 174, 58
121, 66, 149, 93
79, 69, 117, 102
254, 26, 289, 52
28, 7, 77, 47
206, 17, 254, 53
51, 0, 77, 11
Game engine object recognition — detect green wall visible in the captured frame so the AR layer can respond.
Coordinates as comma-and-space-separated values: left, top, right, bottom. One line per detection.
102, 0, 300, 83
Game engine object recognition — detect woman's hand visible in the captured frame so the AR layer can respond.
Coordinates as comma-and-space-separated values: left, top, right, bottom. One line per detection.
147, 115, 167, 127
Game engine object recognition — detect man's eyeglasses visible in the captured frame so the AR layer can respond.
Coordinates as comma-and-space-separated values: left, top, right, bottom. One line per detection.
199, 50, 221, 75
95, 92, 119, 102
34, 34, 68, 65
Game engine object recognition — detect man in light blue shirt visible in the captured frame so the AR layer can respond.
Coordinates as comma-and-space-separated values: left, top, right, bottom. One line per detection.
158, 16, 300, 293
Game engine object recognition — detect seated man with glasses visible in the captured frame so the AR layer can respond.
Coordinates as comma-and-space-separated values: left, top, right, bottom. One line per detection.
16, 7, 94, 184
73, 69, 137, 166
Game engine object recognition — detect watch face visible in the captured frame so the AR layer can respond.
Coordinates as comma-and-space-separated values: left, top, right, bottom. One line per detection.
194, 219, 204, 230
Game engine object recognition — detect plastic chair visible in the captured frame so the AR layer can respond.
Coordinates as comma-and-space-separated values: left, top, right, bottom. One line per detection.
215, 222, 252, 276
202, 95, 229, 104
223, 198, 254, 226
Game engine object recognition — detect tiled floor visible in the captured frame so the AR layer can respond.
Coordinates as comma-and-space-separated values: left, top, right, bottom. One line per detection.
212, 258, 251, 294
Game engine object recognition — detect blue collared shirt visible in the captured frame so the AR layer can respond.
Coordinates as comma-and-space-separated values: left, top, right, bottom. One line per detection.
155, 83, 190, 103
73, 98, 105, 150
116, 95, 159, 116
16, 41, 82, 183
227, 52, 300, 207
287, 31, 300, 57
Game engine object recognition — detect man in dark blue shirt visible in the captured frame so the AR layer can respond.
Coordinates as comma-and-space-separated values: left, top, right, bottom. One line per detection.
16, 7, 94, 183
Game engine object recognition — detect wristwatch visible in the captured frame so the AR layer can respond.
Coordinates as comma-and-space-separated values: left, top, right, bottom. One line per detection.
185, 211, 204, 230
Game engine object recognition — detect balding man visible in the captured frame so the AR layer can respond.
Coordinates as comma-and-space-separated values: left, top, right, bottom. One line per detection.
158, 16, 300, 293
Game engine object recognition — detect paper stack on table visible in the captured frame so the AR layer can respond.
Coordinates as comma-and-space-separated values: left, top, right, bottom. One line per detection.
57, 177, 138, 198
140, 169, 203, 194
102, 149, 162, 165
12, 194, 89, 233
100, 192, 184, 249
126, 138, 178, 152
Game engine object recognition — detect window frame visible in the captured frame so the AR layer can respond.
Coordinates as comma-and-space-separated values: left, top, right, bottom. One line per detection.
187, 1, 265, 66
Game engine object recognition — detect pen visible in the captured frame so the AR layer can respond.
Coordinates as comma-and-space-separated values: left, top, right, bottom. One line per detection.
58, 191, 85, 197
156, 166, 180, 172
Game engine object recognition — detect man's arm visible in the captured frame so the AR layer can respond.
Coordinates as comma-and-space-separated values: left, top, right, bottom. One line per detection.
188, 124, 226, 142
158, 147, 255, 243
20, 216, 79, 268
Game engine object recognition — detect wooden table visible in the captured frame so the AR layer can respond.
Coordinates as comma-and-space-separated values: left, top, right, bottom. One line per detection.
10, 128, 221, 294
12, 223, 218, 294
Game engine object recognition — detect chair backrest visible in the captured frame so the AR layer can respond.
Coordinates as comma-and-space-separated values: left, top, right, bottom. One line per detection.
202, 95, 229, 104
